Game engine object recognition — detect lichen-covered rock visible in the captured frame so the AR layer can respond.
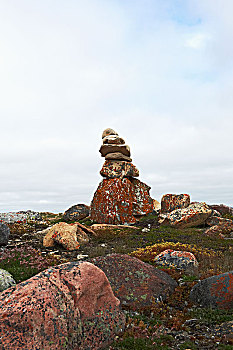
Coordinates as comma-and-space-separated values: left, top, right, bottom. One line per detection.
205, 220, 233, 237
190, 271, 233, 310
90, 178, 154, 224
105, 152, 132, 162
0, 268, 16, 292
0, 262, 125, 350
161, 194, 190, 213
131, 178, 154, 216
0, 222, 10, 246
99, 144, 131, 157
208, 204, 233, 216
43, 222, 89, 250
91, 254, 177, 311
100, 160, 139, 179
158, 202, 212, 228
154, 250, 198, 275
63, 204, 89, 221
206, 216, 233, 227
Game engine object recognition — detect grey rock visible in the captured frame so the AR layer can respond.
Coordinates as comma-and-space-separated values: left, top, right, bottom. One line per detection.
0, 268, 16, 292
0, 223, 10, 246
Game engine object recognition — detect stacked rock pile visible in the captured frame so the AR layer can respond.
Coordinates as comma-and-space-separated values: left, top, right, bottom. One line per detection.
90, 128, 154, 225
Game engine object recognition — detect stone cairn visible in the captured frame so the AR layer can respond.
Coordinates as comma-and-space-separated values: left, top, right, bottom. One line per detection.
90, 128, 154, 224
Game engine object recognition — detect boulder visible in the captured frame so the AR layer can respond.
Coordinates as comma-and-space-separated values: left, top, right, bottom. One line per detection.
100, 160, 139, 179
103, 135, 125, 145
0, 222, 10, 246
91, 254, 177, 311
105, 152, 132, 162
153, 199, 161, 212
0, 268, 16, 292
190, 271, 233, 310
208, 204, 233, 216
161, 194, 190, 214
91, 224, 139, 231
158, 202, 212, 228
99, 144, 131, 157
43, 222, 89, 250
63, 204, 90, 221
90, 178, 154, 225
102, 128, 118, 139
154, 250, 198, 275
131, 178, 154, 216
205, 220, 233, 237
0, 262, 125, 350
206, 216, 233, 227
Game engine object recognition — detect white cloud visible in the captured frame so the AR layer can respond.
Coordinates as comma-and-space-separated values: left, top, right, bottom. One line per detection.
0, 0, 232, 212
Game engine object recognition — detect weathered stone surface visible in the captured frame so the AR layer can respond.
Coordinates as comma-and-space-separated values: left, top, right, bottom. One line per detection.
161, 194, 190, 213
103, 135, 125, 145
154, 250, 198, 275
153, 199, 161, 212
90, 178, 136, 224
105, 152, 132, 162
0, 268, 16, 292
102, 128, 118, 139
99, 144, 131, 157
205, 220, 233, 237
131, 178, 154, 216
90, 178, 154, 225
158, 202, 212, 228
206, 216, 233, 227
0, 222, 10, 246
63, 203, 89, 221
190, 271, 233, 310
43, 222, 89, 250
100, 160, 139, 179
208, 204, 233, 216
91, 254, 177, 311
0, 262, 125, 349
213, 321, 233, 343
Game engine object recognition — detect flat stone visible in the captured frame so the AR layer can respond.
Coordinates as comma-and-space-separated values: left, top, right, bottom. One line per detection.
103, 135, 125, 145
91, 224, 139, 231
161, 194, 190, 213
105, 152, 132, 162
99, 144, 131, 157
0, 262, 126, 349
100, 160, 139, 179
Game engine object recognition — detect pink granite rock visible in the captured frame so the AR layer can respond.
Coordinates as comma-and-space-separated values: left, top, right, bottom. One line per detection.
91, 254, 177, 311
205, 220, 233, 237
161, 194, 190, 213
100, 160, 139, 179
0, 262, 125, 350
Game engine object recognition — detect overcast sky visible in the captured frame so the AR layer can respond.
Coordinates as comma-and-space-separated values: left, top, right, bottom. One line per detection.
0, 0, 233, 213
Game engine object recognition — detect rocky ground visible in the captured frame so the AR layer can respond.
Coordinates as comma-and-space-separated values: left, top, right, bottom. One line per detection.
0, 211, 233, 349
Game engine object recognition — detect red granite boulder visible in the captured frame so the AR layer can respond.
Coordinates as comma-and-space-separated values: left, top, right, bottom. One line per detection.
0, 262, 125, 349
161, 194, 190, 213
90, 178, 154, 224
205, 220, 233, 237
190, 271, 233, 310
208, 204, 233, 216
90, 254, 177, 311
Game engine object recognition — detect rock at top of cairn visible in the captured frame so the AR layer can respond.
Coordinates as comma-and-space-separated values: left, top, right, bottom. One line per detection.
99, 129, 132, 162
